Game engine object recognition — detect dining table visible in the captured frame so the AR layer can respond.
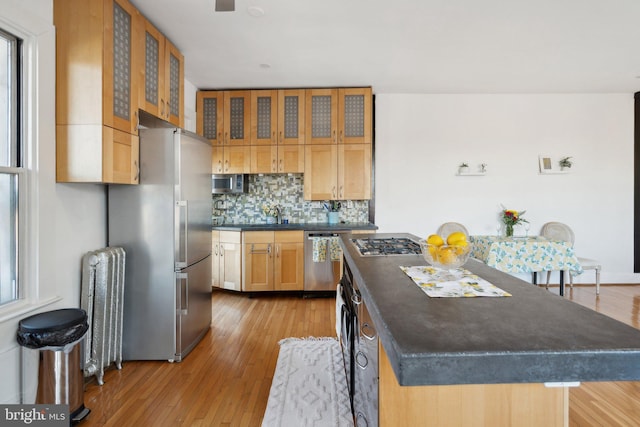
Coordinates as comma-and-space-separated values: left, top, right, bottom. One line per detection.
469, 235, 583, 296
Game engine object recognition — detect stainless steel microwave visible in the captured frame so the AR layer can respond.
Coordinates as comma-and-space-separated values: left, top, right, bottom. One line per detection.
212, 174, 248, 194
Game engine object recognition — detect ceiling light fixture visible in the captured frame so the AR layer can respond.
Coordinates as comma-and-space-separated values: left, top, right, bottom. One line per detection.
215, 0, 234, 12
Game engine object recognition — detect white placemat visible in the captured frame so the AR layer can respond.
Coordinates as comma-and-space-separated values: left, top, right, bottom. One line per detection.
400, 266, 512, 298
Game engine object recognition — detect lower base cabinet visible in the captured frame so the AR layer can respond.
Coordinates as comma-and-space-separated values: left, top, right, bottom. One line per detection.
378, 344, 568, 426
243, 231, 304, 292
212, 231, 242, 291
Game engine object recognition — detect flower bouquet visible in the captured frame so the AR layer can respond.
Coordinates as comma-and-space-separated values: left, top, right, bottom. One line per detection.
501, 206, 528, 237
261, 202, 281, 223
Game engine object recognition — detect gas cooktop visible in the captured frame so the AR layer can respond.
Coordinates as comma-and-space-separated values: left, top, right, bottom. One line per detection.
351, 237, 422, 256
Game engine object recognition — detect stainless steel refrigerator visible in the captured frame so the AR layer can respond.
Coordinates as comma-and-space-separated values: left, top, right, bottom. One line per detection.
108, 124, 212, 362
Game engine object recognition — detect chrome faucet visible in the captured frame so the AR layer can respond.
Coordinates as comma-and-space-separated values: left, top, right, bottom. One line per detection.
275, 206, 282, 224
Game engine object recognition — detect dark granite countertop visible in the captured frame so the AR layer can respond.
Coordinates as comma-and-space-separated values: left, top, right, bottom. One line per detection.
212, 222, 377, 232
341, 232, 640, 386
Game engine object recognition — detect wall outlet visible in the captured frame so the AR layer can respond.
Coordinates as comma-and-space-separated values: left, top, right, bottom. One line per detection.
312, 201, 322, 209
347, 200, 354, 208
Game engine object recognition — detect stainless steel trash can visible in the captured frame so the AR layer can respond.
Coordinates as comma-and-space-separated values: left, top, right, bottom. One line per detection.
17, 308, 91, 423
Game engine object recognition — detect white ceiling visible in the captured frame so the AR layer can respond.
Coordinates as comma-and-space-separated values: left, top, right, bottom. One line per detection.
130, 0, 640, 94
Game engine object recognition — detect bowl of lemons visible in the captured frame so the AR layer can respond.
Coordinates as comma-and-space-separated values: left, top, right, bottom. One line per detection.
419, 231, 471, 270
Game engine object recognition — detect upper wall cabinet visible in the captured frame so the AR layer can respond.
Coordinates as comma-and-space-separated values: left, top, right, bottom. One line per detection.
224, 91, 252, 145
305, 87, 372, 145
140, 18, 184, 127
278, 89, 306, 145
196, 91, 224, 145
338, 87, 372, 144
54, 0, 141, 184
251, 90, 278, 145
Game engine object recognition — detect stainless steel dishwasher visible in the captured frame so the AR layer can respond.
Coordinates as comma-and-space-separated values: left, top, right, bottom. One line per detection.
304, 231, 346, 291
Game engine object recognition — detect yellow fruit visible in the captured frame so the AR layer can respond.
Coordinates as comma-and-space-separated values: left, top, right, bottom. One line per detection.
446, 231, 467, 246
428, 245, 438, 259
437, 246, 457, 265
426, 234, 445, 247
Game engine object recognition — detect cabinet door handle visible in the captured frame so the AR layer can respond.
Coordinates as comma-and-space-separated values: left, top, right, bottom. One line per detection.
362, 322, 377, 340
161, 99, 165, 117
355, 351, 368, 369
224, 160, 229, 172
214, 243, 218, 256
332, 186, 337, 199
279, 158, 283, 172
272, 130, 276, 144
220, 246, 224, 257
279, 131, 283, 143
275, 245, 279, 258
272, 159, 276, 172
217, 132, 222, 145
225, 132, 229, 145
332, 129, 336, 143
134, 160, 140, 183
339, 129, 343, 143
339, 185, 343, 199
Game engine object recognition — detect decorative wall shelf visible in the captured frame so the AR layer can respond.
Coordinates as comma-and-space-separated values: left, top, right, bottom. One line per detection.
457, 172, 487, 176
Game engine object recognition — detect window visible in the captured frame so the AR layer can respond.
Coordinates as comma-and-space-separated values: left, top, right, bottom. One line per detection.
0, 28, 21, 306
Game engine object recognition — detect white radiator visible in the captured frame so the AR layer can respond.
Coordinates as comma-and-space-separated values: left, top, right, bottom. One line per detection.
80, 247, 126, 385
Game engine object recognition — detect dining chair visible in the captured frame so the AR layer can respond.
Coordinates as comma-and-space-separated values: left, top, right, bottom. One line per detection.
437, 222, 470, 238
540, 222, 601, 295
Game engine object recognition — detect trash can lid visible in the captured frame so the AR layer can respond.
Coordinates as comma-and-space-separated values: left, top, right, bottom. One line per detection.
18, 308, 87, 333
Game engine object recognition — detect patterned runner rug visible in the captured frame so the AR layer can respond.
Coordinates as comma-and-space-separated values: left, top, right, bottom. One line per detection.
262, 337, 353, 427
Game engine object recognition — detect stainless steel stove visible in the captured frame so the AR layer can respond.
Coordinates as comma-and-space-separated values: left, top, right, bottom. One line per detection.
351, 237, 422, 256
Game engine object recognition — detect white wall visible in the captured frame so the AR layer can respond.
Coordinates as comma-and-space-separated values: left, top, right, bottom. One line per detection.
375, 93, 637, 284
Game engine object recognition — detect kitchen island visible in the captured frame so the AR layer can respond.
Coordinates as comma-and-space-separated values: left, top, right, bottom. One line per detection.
341, 232, 640, 426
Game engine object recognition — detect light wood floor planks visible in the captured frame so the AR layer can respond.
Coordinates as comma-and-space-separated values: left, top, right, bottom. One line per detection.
80, 285, 640, 426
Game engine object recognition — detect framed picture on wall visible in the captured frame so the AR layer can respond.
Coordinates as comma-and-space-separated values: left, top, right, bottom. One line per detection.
539, 155, 553, 173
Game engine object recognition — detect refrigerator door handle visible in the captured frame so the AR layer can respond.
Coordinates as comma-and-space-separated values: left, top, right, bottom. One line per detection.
176, 272, 188, 315
175, 201, 188, 268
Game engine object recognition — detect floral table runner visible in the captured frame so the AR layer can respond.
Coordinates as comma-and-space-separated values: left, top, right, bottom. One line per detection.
400, 266, 512, 298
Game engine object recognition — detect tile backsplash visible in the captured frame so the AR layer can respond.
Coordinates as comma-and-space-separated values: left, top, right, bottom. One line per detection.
212, 174, 370, 224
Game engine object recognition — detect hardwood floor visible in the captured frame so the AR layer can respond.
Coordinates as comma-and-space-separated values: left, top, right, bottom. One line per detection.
80, 285, 640, 426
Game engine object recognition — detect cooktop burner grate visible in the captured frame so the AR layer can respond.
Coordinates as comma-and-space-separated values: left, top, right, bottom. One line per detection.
352, 237, 422, 256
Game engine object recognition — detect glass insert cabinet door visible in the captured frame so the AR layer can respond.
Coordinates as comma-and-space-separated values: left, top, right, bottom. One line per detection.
278, 89, 306, 145
306, 88, 372, 144
224, 91, 251, 145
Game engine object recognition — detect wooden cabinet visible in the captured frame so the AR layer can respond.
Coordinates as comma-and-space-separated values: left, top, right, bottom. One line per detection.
196, 91, 224, 146
304, 144, 337, 200
213, 231, 242, 291
338, 87, 372, 144
140, 18, 184, 127
224, 91, 252, 146
277, 145, 304, 173
274, 231, 305, 291
305, 87, 372, 145
278, 89, 306, 145
304, 87, 372, 199
251, 90, 278, 145
243, 232, 274, 292
54, 0, 141, 184
249, 89, 305, 173
304, 144, 371, 200
198, 91, 252, 173
243, 231, 304, 292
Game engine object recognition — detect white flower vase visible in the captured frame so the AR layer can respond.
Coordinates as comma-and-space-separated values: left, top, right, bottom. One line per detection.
328, 212, 339, 224
266, 216, 276, 224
